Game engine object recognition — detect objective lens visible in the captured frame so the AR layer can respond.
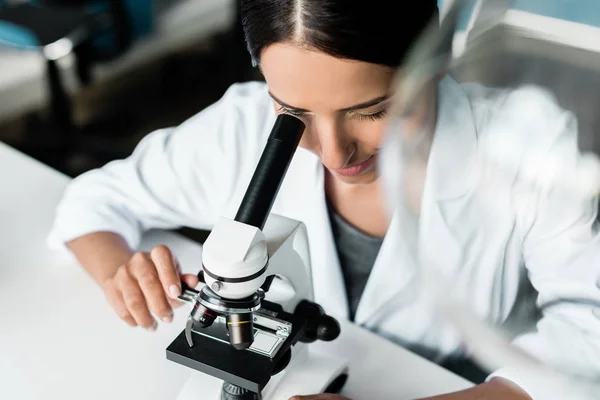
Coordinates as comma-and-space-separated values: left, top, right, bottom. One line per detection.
190, 302, 218, 328
226, 313, 255, 350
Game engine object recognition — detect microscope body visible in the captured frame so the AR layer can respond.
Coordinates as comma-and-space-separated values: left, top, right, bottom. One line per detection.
166, 214, 349, 399
166, 114, 348, 399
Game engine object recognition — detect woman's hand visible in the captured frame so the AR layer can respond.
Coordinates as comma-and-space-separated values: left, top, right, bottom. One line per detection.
101, 245, 199, 330
417, 378, 531, 400
289, 395, 351, 400
286, 378, 531, 400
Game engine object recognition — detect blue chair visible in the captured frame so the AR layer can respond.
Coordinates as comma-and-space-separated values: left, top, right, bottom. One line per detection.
0, 1, 153, 172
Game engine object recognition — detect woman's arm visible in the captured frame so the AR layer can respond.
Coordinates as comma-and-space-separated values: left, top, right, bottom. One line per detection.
489, 106, 600, 398
48, 82, 274, 254
48, 82, 275, 328
418, 378, 531, 400
286, 378, 530, 400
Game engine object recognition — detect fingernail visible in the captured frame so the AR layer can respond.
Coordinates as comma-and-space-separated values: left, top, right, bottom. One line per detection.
162, 314, 173, 323
147, 322, 157, 331
169, 285, 181, 299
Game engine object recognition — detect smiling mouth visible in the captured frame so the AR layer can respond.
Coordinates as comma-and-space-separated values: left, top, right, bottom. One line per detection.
332, 154, 378, 177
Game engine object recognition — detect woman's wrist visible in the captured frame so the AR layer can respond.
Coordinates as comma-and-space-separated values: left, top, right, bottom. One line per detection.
66, 232, 134, 286
418, 378, 531, 400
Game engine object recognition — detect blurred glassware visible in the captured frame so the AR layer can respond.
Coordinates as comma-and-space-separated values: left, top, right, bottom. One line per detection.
380, 0, 600, 398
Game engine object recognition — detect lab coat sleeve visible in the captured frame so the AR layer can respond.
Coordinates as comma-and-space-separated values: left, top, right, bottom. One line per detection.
47, 82, 273, 253
487, 108, 600, 399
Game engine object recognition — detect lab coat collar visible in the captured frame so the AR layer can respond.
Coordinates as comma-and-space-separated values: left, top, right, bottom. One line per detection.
429, 76, 478, 201
353, 76, 478, 325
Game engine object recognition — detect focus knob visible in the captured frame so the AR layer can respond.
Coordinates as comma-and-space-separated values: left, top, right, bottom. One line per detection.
295, 300, 341, 343
316, 315, 340, 341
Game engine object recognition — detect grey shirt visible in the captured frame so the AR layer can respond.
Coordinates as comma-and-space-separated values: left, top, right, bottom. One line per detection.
327, 205, 488, 383
327, 204, 384, 321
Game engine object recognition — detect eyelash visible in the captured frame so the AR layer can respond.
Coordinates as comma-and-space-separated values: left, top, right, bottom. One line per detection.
277, 106, 387, 121
353, 110, 387, 121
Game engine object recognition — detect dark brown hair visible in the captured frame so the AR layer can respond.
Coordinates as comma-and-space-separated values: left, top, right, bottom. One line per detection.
241, 0, 439, 68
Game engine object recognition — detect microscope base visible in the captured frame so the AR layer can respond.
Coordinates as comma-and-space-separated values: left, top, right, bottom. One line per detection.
175, 347, 349, 400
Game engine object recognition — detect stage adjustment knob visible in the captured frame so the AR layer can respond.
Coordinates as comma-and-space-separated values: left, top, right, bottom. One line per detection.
221, 382, 261, 400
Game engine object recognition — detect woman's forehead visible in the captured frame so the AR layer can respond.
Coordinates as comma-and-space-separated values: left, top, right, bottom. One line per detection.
260, 43, 395, 112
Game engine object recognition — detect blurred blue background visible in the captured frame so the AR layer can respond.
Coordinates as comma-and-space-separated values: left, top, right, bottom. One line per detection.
0, 0, 599, 178
440, 0, 600, 29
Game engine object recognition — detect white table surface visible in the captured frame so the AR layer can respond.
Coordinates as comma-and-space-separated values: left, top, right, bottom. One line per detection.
0, 142, 473, 400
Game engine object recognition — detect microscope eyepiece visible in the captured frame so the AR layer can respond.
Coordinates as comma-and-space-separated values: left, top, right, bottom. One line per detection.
234, 114, 305, 230
226, 312, 255, 350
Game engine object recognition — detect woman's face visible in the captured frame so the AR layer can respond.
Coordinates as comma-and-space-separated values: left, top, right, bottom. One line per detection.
260, 43, 398, 185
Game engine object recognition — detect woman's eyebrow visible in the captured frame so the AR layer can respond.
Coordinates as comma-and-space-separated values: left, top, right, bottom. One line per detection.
268, 92, 388, 113
269, 92, 310, 112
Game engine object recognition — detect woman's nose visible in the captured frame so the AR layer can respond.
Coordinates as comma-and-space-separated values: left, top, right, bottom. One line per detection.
314, 120, 354, 170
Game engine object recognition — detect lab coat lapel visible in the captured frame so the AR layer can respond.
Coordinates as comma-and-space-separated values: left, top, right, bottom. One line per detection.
353, 209, 418, 325
307, 173, 350, 320
420, 76, 479, 283
274, 149, 349, 320
355, 76, 478, 326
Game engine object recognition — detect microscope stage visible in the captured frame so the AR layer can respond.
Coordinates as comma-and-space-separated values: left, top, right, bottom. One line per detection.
167, 330, 272, 392
166, 309, 305, 393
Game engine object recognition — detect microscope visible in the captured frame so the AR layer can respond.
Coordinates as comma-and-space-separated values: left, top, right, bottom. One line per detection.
166, 115, 349, 400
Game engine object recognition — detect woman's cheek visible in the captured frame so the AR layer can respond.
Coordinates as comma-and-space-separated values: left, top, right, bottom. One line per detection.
351, 119, 388, 150
372, 119, 388, 148
298, 128, 318, 153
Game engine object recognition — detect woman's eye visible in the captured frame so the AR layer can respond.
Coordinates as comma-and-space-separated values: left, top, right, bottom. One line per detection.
278, 106, 304, 117
354, 110, 388, 121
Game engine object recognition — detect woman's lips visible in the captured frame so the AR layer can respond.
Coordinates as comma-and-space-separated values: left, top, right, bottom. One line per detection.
332, 154, 377, 177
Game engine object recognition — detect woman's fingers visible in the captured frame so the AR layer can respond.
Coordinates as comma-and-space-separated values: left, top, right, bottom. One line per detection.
117, 266, 156, 330
181, 273, 200, 289
103, 248, 192, 328
131, 255, 174, 323
103, 280, 136, 327
151, 245, 182, 300
166, 273, 202, 308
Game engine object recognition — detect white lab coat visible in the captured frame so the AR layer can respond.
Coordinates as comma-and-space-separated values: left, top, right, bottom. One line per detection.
48, 77, 600, 399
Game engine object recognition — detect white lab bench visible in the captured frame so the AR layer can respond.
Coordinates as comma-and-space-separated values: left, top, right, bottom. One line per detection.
0, 141, 473, 399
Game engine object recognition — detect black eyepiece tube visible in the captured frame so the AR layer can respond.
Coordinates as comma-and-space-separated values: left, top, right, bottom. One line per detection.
234, 114, 305, 230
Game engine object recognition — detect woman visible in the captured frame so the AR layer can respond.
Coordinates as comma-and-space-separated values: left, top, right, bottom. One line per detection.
48, 1, 600, 399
